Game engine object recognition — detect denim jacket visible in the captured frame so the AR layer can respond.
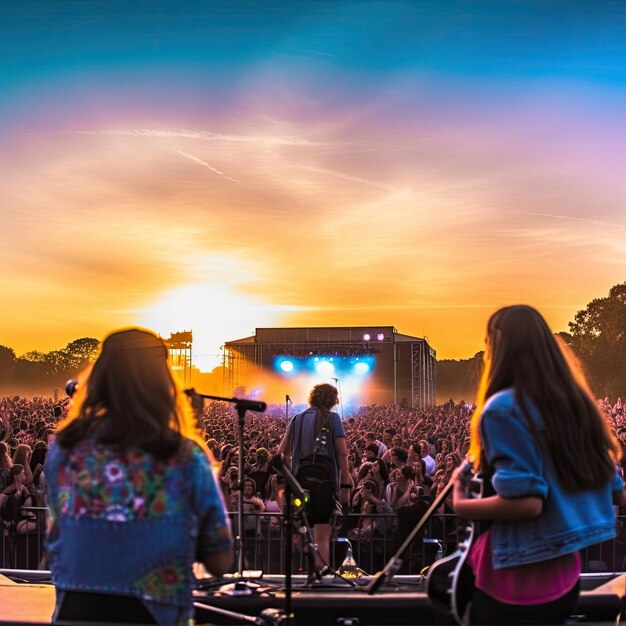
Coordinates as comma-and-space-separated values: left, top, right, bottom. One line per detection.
480, 389, 623, 569
46, 438, 232, 626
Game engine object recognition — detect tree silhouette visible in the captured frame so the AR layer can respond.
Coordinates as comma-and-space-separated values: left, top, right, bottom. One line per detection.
64, 337, 100, 371
569, 282, 626, 400
0, 345, 16, 385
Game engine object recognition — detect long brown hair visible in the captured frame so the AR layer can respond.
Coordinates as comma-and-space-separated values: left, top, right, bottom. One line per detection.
0, 442, 12, 472
55, 328, 206, 460
469, 305, 620, 492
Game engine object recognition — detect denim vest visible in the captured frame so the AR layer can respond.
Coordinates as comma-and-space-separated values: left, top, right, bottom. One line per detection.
480, 389, 623, 569
46, 439, 232, 626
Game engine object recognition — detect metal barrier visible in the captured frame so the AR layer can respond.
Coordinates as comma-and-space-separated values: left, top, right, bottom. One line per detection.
226, 511, 626, 575
0, 506, 47, 570
3, 508, 626, 575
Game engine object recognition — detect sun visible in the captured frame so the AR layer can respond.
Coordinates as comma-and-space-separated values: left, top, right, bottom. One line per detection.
138, 283, 278, 372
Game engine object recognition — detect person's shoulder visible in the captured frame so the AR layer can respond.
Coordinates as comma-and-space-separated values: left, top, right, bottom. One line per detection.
483, 388, 516, 413
179, 438, 212, 467
46, 440, 67, 465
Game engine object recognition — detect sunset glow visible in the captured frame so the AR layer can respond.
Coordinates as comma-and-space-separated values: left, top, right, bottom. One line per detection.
1, 2, 625, 371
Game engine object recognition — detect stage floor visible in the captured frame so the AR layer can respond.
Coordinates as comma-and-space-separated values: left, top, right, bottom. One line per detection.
0, 574, 55, 624
1, 572, 625, 625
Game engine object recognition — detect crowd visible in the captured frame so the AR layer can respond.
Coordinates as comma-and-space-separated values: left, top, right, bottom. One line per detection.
1, 392, 625, 574
1, 394, 624, 527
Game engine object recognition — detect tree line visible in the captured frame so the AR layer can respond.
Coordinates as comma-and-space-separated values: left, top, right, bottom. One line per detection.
1, 283, 624, 401
0, 337, 100, 394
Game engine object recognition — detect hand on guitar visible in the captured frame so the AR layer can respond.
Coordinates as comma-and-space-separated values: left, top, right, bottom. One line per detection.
451, 462, 474, 505
452, 462, 543, 521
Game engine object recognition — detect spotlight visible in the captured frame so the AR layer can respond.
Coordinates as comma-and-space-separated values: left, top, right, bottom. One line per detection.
316, 360, 334, 377
363, 333, 371, 341
354, 362, 370, 376
279, 360, 294, 373
377, 333, 385, 341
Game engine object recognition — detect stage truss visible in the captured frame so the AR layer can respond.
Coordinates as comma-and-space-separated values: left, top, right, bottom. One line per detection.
224, 326, 436, 409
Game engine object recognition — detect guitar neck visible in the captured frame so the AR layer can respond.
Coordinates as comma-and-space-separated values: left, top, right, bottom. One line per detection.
366, 460, 472, 594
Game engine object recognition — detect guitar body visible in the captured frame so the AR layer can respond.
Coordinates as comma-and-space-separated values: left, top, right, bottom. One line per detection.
425, 524, 475, 625
426, 469, 486, 625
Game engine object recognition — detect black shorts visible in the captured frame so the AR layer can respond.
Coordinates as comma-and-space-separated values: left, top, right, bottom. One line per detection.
304, 481, 335, 525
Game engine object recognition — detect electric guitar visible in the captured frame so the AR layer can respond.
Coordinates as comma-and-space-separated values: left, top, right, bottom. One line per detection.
425, 462, 487, 626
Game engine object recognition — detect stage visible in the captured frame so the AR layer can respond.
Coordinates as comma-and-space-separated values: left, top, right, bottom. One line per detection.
1, 572, 625, 625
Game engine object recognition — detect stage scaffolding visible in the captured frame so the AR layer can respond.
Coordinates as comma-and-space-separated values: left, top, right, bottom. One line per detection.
411, 340, 437, 408
224, 326, 437, 408
165, 331, 193, 386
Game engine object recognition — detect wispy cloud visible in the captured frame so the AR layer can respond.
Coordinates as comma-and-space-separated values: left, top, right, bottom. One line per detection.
170, 147, 242, 185
74, 128, 324, 146
274, 46, 337, 59
288, 164, 406, 193
507, 210, 624, 229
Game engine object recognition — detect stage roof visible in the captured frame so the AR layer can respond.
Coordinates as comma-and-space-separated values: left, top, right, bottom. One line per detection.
225, 326, 427, 346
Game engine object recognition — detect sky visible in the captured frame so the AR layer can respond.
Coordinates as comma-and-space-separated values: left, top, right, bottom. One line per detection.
1, 1, 625, 371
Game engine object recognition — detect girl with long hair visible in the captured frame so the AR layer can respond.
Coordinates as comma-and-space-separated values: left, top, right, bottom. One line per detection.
12, 444, 33, 486
0, 463, 37, 533
29, 441, 48, 506
46, 328, 233, 626
453, 305, 623, 624
0, 442, 12, 492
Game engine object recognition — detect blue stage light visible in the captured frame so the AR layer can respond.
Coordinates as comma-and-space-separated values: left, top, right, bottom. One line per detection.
279, 359, 294, 373
354, 362, 370, 376
316, 360, 335, 377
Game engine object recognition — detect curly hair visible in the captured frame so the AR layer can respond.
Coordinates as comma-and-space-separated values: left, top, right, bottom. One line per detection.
308, 383, 339, 433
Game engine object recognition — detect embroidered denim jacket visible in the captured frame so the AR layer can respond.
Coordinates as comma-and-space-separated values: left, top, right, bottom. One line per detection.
480, 389, 623, 569
45, 438, 232, 626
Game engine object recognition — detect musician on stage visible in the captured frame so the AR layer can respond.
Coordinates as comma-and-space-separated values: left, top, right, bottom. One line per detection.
45, 328, 233, 626
279, 383, 352, 576
453, 305, 624, 624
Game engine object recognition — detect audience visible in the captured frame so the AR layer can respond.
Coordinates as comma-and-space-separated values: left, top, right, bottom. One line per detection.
0, 393, 625, 569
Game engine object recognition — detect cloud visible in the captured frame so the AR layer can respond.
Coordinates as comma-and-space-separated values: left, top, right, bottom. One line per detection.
507, 209, 624, 230
170, 147, 242, 185
287, 164, 405, 193
74, 128, 324, 146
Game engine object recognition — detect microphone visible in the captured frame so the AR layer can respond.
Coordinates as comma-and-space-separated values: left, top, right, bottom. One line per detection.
286, 394, 292, 403
183, 389, 266, 413
331, 377, 339, 384
65, 379, 79, 398
233, 398, 267, 412
269, 453, 306, 500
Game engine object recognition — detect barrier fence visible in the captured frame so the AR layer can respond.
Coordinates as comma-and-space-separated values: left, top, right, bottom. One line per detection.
2, 508, 625, 574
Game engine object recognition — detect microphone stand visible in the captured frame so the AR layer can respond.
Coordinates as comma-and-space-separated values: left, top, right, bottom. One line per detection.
185, 389, 267, 579
282, 479, 295, 625
284, 394, 292, 426
331, 378, 343, 420
270, 457, 320, 593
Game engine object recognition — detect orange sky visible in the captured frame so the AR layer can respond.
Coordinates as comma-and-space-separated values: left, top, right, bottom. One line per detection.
2, 122, 623, 371
1, 4, 625, 371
